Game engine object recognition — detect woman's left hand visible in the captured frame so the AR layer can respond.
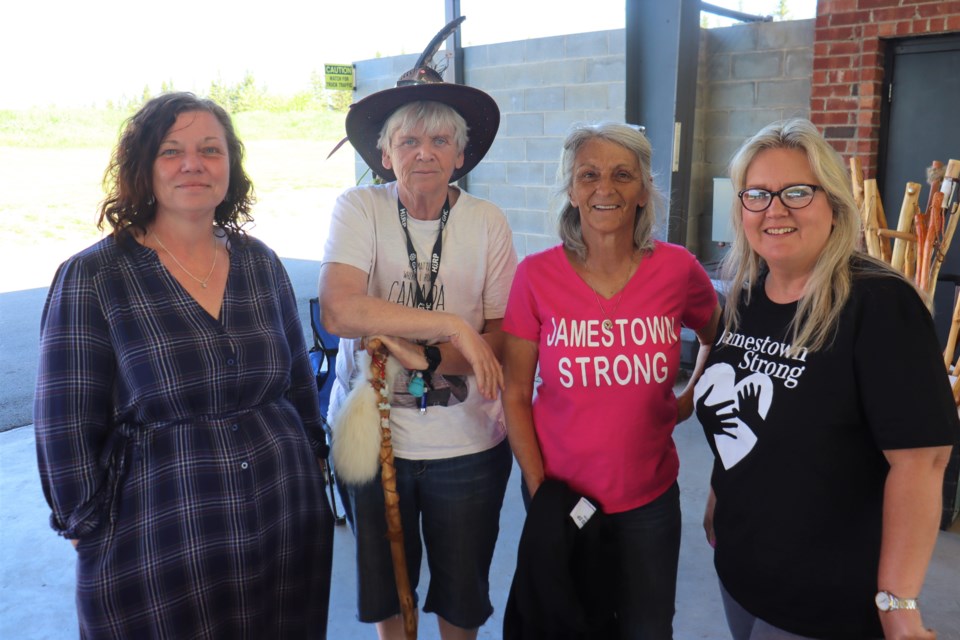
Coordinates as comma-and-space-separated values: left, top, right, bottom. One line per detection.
448, 321, 503, 400
880, 609, 936, 640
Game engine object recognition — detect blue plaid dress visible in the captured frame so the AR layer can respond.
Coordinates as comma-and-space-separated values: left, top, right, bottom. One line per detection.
34, 234, 333, 639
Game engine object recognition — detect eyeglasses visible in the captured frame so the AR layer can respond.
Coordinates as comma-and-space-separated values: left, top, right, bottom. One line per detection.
738, 184, 821, 212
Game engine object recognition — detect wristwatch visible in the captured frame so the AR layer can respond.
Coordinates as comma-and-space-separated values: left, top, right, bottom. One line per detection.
423, 345, 442, 374
875, 590, 919, 612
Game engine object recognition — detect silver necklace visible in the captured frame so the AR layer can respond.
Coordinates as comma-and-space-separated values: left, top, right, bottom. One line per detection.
151, 230, 218, 288
584, 255, 637, 331
591, 288, 625, 331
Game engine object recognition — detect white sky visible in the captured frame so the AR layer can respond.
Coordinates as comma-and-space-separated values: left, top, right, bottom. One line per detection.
1, 0, 816, 109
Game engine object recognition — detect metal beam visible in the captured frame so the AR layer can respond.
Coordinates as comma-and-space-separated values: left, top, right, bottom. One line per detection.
444, 0, 465, 85
701, 2, 773, 23
625, 0, 701, 246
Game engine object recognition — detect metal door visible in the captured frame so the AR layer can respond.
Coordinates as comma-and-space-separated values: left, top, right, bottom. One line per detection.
879, 34, 960, 342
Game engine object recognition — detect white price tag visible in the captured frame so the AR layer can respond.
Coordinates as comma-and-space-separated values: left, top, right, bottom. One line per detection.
569, 497, 597, 529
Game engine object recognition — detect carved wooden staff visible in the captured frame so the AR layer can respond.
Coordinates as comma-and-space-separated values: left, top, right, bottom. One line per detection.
916, 161, 958, 298
367, 339, 417, 639
890, 182, 921, 274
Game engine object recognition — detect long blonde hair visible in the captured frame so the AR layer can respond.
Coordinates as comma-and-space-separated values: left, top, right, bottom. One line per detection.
721, 118, 864, 352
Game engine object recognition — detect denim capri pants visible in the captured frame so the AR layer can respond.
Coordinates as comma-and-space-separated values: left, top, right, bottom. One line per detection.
337, 438, 512, 628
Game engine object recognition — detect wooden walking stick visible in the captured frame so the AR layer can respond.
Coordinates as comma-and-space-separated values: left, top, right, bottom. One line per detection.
875, 192, 892, 264
951, 359, 960, 405
904, 234, 917, 280
367, 339, 418, 640
944, 291, 960, 371
861, 179, 882, 259
926, 193, 957, 299
890, 182, 922, 274
850, 157, 864, 212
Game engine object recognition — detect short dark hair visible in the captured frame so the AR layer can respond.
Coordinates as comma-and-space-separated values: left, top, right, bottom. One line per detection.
98, 92, 254, 237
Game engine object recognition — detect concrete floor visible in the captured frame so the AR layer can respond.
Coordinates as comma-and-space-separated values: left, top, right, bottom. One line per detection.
3, 418, 959, 640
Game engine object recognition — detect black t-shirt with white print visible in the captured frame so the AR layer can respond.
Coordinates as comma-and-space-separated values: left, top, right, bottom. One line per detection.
694, 262, 959, 638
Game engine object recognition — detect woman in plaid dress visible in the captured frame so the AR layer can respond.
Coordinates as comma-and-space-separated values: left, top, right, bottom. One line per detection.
34, 93, 333, 639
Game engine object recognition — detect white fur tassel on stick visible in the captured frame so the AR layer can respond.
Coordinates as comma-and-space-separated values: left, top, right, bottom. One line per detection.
329, 349, 402, 484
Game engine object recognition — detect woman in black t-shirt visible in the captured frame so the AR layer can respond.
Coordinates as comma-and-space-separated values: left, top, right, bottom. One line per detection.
693, 118, 958, 639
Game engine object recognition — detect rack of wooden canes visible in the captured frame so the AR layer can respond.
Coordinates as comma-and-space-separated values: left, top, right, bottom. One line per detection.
853, 158, 960, 298
855, 157, 960, 531
853, 158, 960, 389
850, 158, 960, 398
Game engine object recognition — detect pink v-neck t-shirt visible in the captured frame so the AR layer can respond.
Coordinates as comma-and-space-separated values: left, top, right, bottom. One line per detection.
503, 242, 716, 513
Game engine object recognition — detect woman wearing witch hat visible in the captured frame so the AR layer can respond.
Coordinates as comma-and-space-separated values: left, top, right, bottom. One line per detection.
318, 18, 517, 640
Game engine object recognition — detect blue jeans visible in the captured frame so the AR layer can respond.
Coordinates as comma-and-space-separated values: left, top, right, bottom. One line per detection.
610, 481, 681, 640
338, 439, 512, 628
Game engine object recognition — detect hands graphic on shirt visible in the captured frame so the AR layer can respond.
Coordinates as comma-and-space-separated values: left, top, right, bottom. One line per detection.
696, 385, 738, 439
732, 382, 762, 432
694, 365, 772, 469
696, 382, 764, 441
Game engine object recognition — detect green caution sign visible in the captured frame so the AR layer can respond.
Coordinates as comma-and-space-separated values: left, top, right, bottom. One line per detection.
325, 64, 354, 91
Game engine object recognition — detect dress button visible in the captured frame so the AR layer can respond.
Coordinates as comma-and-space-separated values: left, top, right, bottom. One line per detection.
231, 424, 239, 431
240, 462, 249, 470
227, 358, 235, 365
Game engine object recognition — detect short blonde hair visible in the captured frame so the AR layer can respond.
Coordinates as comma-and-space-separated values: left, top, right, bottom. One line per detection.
377, 101, 468, 155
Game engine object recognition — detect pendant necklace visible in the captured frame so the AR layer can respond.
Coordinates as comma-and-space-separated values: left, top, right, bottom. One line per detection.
585, 254, 637, 331
152, 230, 218, 288
592, 289, 625, 331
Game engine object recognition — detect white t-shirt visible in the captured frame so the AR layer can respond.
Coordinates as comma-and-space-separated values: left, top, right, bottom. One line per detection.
321, 182, 518, 459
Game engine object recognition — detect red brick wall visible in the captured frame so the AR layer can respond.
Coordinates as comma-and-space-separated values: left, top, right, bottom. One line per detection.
811, 0, 960, 177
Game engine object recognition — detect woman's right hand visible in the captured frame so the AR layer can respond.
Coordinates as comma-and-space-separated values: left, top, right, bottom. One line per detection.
368, 335, 429, 371
70, 539, 79, 550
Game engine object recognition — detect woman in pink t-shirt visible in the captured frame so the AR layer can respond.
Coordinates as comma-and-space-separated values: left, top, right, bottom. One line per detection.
502, 122, 720, 638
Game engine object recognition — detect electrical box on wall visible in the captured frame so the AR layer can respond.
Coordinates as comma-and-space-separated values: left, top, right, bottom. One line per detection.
712, 177, 735, 244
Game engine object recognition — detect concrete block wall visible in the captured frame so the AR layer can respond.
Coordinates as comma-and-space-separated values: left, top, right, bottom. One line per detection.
351, 22, 812, 263
691, 19, 815, 267
464, 30, 626, 257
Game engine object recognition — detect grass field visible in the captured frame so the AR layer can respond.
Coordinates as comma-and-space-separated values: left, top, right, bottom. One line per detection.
0, 108, 356, 292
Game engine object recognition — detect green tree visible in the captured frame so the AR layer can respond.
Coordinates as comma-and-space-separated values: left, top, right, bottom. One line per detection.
775, 0, 791, 20
205, 72, 270, 113
207, 77, 230, 110
235, 72, 267, 111
329, 89, 352, 112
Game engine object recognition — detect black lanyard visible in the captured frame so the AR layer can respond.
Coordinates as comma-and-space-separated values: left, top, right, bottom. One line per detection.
397, 196, 450, 310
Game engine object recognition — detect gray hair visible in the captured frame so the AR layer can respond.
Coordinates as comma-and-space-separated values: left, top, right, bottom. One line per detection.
377, 101, 468, 155
722, 118, 887, 352
555, 122, 662, 261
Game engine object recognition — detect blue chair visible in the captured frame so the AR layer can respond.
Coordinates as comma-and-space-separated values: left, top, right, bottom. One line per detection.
308, 297, 346, 524
308, 297, 338, 421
